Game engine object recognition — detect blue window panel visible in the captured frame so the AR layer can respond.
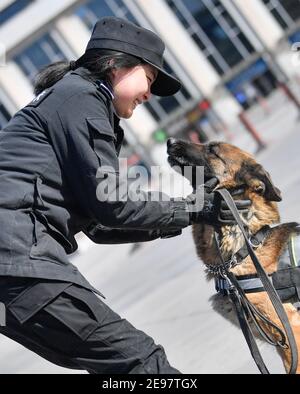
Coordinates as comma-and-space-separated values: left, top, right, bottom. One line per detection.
159, 95, 181, 114
76, 0, 114, 30
0, 0, 34, 25
183, 0, 206, 15
14, 33, 67, 82
186, 1, 243, 67
289, 30, 300, 43
167, 0, 253, 73
226, 59, 268, 92
75, 0, 138, 31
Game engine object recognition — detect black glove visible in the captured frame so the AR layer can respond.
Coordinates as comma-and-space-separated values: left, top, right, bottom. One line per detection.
186, 178, 251, 226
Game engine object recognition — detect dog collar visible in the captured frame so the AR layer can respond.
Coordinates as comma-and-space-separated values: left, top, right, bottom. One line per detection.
208, 226, 270, 278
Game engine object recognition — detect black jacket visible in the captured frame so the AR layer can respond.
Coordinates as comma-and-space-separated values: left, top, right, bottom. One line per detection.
0, 67, 189, 293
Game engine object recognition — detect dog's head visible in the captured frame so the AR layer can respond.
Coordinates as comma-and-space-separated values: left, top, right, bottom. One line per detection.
167, 138, 281, 231
167, 138, 281, 202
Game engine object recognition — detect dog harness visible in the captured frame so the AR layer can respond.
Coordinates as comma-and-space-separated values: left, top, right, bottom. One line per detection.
215, 231, 300, 307
213, 189, 298, 374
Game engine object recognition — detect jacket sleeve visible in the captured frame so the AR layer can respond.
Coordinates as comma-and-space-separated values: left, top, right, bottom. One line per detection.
83, 223, 182, 244
47, 88, 190, 231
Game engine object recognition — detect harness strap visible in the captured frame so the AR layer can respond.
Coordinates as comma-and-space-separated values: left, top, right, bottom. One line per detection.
225, 273, 270, 374
235, 225, 270, 263
228, 272, 288, 347
209, 226, 270, 277
216, 275, 265, 295
217, 235, 300, 302
216, 188, 298, 375
215, 226, 270, 295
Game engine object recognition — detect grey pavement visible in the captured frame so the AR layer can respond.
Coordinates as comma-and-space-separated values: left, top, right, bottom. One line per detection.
0, 89, 300, 374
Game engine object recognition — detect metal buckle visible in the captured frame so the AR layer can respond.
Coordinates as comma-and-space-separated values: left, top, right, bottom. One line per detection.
249, 235, 260, 249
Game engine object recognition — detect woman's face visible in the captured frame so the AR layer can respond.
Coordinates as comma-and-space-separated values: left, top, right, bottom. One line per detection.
111, 63, 157, 119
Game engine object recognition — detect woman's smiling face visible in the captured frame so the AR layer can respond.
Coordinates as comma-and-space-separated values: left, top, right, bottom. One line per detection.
110, 63, 157, 119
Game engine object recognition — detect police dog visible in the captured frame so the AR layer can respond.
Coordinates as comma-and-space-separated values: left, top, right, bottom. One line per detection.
167, 138, 300, 373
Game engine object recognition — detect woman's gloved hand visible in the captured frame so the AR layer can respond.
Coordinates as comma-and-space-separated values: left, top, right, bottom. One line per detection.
186, 178, 251, 226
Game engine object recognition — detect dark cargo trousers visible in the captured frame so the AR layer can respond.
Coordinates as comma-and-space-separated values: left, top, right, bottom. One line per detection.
0, 277, 180, 374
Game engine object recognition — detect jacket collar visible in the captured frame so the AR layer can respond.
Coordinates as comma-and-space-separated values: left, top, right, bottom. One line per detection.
71, 67, 114, 100
96, 80, 114, 101
70, 67, 124, 151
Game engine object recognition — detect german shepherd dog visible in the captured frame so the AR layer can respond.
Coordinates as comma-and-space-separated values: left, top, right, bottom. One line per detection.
167, 138, 300, 373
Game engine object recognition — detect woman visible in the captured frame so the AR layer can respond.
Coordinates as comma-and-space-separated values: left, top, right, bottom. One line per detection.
0, 17, 250, 373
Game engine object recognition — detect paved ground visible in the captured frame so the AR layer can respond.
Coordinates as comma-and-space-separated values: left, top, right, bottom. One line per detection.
0, 87, 300, 374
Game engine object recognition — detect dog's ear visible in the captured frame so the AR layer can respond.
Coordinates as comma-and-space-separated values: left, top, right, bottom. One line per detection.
246, 165, 282, 202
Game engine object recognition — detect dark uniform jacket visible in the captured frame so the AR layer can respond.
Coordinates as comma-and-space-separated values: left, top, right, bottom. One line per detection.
0, 67, 189, 294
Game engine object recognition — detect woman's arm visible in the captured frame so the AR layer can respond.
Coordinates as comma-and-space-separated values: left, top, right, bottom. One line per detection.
45, 87, 190, 231
83, 223, 182, 244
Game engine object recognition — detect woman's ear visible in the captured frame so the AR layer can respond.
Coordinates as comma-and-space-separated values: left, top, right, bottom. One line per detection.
108, 59, 117, 80
107, 58, 115, 67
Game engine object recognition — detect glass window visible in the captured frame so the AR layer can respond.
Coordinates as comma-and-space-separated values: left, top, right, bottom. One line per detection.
262, 0, 300, 29
0, 101, 11, 129
76, 0, 136, 30
14, 33, 67, 82
0, 0, 34, 25
282, 0, 300, 20
167, 0, 254, 75
289, 29, 300, 43
75, 0, 114, 30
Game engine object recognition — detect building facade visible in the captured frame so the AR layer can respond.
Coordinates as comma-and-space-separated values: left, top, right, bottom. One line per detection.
0, 0, 299, 162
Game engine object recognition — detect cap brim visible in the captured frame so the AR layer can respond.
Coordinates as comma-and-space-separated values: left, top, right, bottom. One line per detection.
76, 52, 181, 97
144, 60, 182, 97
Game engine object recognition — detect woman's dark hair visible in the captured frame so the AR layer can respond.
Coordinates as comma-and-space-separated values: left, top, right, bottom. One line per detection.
33, 49, 144, 95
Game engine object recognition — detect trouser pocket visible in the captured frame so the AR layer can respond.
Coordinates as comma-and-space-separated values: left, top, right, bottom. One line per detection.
7, 280, 72, 324
43, 284, 109, 341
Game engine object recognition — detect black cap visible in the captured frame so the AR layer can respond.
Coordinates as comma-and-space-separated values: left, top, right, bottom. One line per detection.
84, 17, 181, 97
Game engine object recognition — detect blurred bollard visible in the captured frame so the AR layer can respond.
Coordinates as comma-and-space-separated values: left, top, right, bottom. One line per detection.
0, 43, 6, 67
238, 111, 267, 153
278, 82, 300, 115
220, 123, 234, 142
257, 95, 271, 115
188, 131, 200, 143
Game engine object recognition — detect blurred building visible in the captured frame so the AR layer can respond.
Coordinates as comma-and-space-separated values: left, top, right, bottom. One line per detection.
0, 0, 300, 163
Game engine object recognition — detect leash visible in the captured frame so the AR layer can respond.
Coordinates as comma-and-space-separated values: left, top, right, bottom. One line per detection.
222, 272, 270, 374
215, 188, 298, 374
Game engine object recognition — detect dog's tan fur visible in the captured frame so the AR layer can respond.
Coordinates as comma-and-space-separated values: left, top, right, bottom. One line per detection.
168, 139, 300, 373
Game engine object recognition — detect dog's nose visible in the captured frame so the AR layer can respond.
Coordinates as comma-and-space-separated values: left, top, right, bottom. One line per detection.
167, 138, 177, 148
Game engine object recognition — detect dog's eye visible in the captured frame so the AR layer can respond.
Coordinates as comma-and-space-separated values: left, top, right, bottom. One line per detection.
208, 144, 219, 155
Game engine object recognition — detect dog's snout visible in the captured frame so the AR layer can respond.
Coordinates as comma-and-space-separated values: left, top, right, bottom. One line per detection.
167, 138, 177, 149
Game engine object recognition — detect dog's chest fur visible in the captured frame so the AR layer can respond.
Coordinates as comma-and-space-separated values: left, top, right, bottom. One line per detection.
192, 222, 296, 277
